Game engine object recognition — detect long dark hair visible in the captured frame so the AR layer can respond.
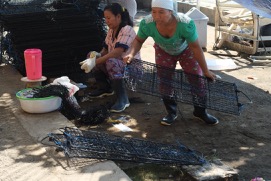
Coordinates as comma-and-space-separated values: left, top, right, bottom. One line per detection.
104, 3, 133, 39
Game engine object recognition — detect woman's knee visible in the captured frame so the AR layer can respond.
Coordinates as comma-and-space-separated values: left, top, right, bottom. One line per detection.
105, 58, 126, 79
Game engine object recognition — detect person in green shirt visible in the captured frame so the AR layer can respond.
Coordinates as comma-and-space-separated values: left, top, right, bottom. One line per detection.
124, 0, 219, 126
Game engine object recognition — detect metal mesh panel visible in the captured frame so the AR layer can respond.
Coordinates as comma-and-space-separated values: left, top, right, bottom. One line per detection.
124, 59, 245, 115
48, 127, 206, 166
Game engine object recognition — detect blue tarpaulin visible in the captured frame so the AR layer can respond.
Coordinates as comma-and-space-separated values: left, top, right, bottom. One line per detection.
233, 0, 271, 18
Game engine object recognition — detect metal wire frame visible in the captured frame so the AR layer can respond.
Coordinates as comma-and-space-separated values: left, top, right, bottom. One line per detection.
123, 59, 251, 115
47, 127, 206, 166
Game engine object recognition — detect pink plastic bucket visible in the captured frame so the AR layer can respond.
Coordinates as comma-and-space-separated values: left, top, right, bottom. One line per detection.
24, 49, 42, 80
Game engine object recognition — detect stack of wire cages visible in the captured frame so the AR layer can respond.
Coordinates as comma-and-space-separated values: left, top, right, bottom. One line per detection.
0, 0, 102, 11
124, 59, 251, 115
0, 0, 106, 80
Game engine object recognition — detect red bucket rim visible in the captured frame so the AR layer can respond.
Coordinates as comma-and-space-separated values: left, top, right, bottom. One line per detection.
24, 48, 42, 54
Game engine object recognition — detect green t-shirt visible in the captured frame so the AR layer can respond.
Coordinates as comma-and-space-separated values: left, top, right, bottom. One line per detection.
137, 13, 198, 55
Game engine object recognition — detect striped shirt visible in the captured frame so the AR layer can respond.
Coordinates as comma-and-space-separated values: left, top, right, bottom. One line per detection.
104, 25, 140, 59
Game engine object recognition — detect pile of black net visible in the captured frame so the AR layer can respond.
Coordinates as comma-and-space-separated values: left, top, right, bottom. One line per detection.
0, 0, 106, 80
47, 127, 206, 166
124, 59, 251, 115
32, 84, 110, 125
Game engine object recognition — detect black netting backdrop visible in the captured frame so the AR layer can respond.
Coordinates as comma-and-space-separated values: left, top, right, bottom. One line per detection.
0, 0, 106, 81
124, 59, 250, 115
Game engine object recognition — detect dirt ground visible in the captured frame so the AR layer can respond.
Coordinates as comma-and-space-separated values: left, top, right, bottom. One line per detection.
77, 56, 271, 181
76, 11, 271, 180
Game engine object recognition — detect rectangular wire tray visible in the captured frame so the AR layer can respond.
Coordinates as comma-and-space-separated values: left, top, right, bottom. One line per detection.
47, 127, 206, 166
124, 59, 251, 115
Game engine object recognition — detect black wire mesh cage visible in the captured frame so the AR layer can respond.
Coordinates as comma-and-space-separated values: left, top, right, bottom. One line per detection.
124, 59, 251, 115
0, 0, 102, 12
0, 0, 107, 79
47, 127, 206, 166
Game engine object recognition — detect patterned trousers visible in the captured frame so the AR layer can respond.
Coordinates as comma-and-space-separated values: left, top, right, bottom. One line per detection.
154, 44, 206, 97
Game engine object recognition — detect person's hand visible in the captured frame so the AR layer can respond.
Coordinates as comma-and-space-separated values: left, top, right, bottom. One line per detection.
123, 54, 134, 64
79, 57, 96, 73
87, 51, 101, 58
204, 70, 217, 81
80, 51, 100, 73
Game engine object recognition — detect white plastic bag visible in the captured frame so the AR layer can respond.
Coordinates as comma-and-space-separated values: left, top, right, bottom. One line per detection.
51, 76, 79, 96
